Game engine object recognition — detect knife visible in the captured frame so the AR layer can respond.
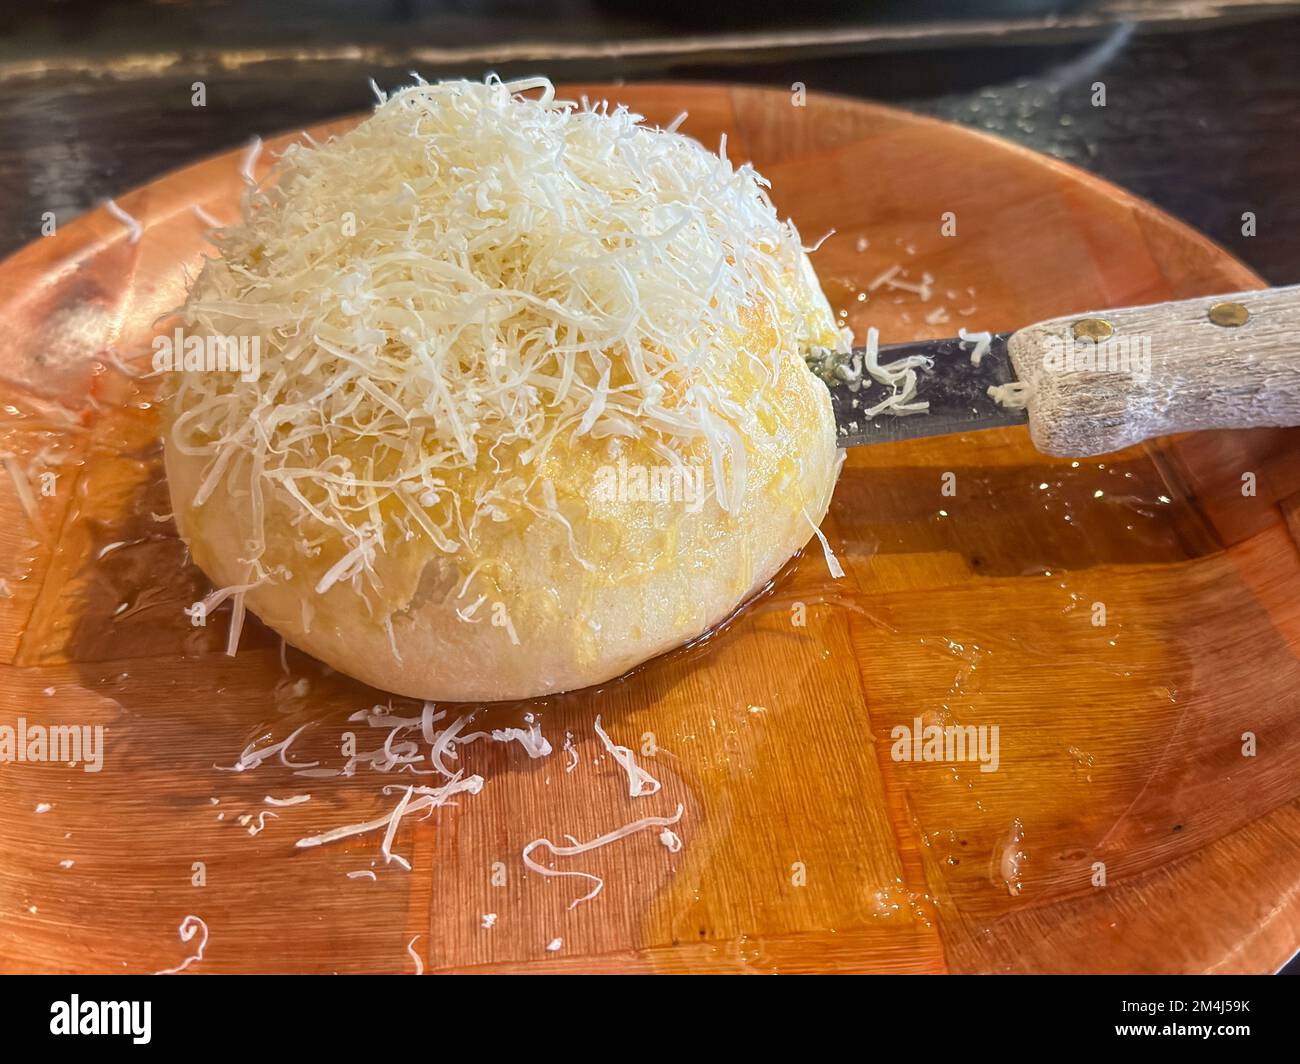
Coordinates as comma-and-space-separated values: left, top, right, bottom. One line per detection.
821, 284, 1300, 458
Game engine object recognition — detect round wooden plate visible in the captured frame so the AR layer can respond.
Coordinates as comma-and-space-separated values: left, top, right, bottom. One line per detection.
1, 84, 1298, 975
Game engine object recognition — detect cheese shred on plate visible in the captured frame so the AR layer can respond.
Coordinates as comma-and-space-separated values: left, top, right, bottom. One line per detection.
154, 915, 209, 975
522, 803, 685, 910
592, 714, 660, 797
170, 75, 836, 613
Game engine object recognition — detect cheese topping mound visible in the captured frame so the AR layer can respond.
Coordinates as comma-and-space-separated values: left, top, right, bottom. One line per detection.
170, 75, 842, 610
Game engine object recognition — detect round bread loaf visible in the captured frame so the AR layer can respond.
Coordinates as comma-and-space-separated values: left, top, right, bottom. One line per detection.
164, 77, 845, 701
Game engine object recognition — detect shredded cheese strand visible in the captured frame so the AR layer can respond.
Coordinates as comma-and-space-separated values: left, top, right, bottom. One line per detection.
264, 793, 312, 806
215, 722, 317, 773
803, 508, 845, 579
154, 915, 209, 975
104, 197, 143, 244
959, 327, 993, 367
521, 803, 684, 909
407, 934, 425, 975
295, 771, 483, 850
988, 381, 1033, 410
592, 714, 660, 797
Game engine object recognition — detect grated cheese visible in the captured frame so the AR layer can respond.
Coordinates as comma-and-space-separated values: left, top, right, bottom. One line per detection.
295, 770, 483, 852
103, 198, 142, 244
191, 203, 224, 229
988, 381, 1033, 411
239, 136, 263, 186
379, 784, 415, 866
959, 327, 993, 367
168, 75, 846, 629
860, 326, 931, 417
521, 803, 684, 909
216, 722, 317, 773
428, 713, 475, 776
458, 717, 552, 759
154, 915, 209, 975
264, 794, 312, 806
592, 714, 660, 797
247, 810, 278, 836
407, 934, 425, 975
803, 507, 845, 579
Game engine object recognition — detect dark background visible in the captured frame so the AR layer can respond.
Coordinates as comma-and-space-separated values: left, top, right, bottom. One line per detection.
0, 0, 1297, 973
1, 1, 1299, 282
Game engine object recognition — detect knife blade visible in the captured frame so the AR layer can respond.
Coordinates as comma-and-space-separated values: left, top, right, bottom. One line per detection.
818, 332, 1025, 447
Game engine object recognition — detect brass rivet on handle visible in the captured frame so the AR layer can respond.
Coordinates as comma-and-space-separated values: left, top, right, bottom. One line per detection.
1072, 317, 1114, 342
1208, 301, 1250, 327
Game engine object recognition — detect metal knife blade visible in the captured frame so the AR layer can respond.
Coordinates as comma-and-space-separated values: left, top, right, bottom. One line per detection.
821, 332, 1025, 447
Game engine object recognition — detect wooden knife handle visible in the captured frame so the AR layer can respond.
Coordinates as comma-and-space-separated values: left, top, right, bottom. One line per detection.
1006, 284, 1300, 457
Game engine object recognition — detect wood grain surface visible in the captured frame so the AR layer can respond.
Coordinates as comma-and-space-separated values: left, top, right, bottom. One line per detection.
0, 83, 1297, 975
1008, 284, 1300, 456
